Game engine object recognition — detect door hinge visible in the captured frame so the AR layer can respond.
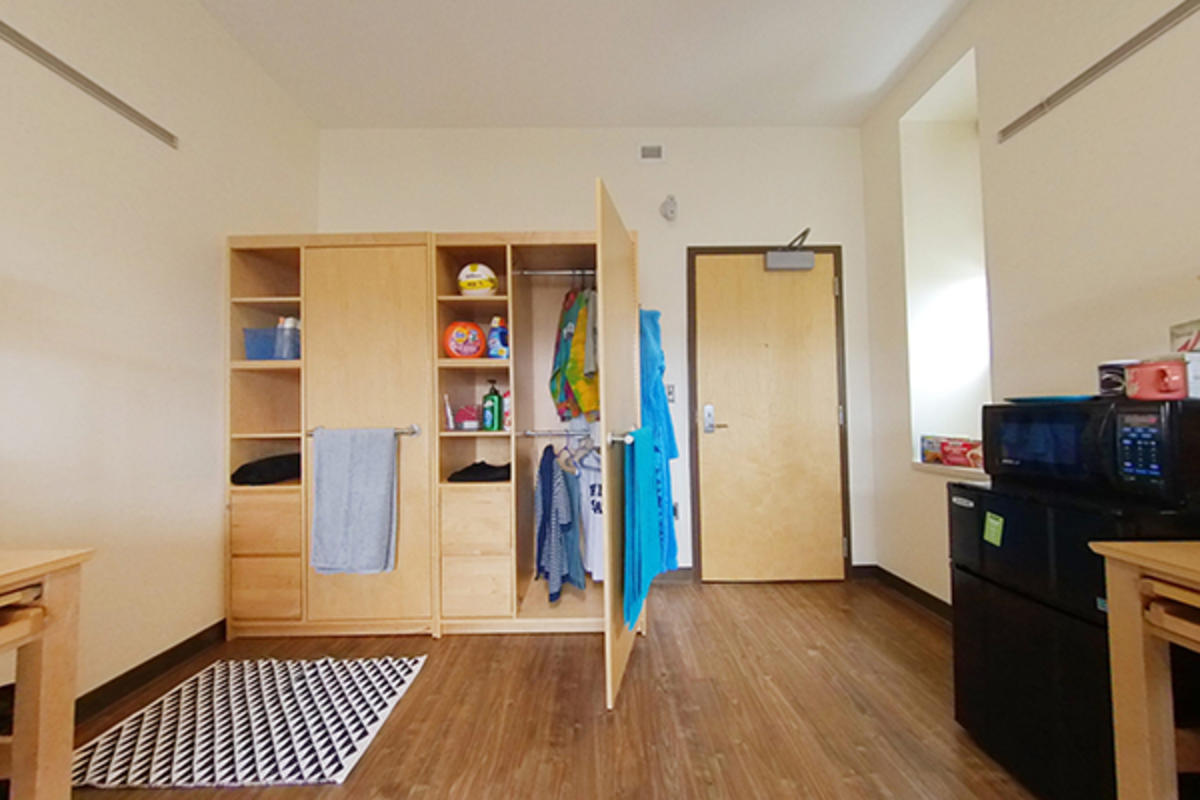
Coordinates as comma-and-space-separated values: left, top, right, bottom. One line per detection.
833, 276, 840, 297
838, 404, 845, 426
842, 538, 849, 558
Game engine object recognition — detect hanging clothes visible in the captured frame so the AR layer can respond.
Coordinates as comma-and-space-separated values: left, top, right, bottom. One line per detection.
565, 291, 599, 420
578, 455, 603, 581
549, 290, 583, 420
534, 445, 586, 602
623, 309, 679, 628
623, 428, 655, 626
567, 417, 604, 581
583, 290, 599, 377
549, 289, 599, 421
639, 309, 678, 572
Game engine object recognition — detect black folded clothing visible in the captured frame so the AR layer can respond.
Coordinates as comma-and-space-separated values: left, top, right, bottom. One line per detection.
231, 453, 301, 485
447, 461, 511, 483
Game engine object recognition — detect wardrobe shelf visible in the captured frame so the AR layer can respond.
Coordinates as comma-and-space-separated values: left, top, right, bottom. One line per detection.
437, 358, 509, 369
231, 296, 301, 315
439, 431, 512, 438
231, 432, 302, 440
437, 295, 508, 304
231, 359, 302, 371
438, 480, 512, 487
517, 575, 604, 621
229, 480, 302, 492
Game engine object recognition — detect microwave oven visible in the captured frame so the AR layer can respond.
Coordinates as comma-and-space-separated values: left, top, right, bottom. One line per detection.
982, 399, 1200, 507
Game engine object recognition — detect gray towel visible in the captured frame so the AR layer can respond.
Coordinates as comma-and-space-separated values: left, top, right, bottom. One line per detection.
310, 427, 398, 574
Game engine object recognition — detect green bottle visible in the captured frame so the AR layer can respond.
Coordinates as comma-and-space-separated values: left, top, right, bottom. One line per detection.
482, 380, 503, 431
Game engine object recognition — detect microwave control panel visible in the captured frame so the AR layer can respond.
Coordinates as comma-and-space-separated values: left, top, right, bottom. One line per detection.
1118, 412, 1165, 484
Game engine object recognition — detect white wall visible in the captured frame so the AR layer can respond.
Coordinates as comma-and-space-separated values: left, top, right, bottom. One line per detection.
899, 120, 991, 453
0, 0, 318, 692
320, 127, 877, 567
861, 0, 1200, 600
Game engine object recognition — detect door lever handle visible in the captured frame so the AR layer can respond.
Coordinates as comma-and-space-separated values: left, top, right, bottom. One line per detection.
702, 404, 729, 434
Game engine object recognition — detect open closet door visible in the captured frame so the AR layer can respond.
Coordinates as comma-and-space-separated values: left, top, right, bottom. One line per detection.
596, 179, 641, 710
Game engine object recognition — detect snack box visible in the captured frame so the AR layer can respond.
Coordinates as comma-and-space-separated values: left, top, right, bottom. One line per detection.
921, 435, 983, 468
1170, 318, 1200, 353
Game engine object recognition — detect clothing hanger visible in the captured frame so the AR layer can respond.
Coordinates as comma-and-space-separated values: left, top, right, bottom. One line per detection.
577, 446, 600, 470
556, 442, 579, 475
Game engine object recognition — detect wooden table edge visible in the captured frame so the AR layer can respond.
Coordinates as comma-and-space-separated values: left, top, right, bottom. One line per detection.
1090, 542, 1200, 589
0, 549, 94, 593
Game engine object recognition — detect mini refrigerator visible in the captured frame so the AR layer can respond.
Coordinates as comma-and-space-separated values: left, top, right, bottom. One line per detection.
948, 481, 1200, 800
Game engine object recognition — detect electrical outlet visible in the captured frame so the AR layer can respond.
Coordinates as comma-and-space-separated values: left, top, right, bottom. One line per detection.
673, 502, 679, 520
666, 384, 676, 403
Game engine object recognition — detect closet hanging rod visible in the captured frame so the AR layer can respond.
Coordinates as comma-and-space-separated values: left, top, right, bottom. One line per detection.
521, 429, 591, 438
511, 269, 596, 276
306, 425, 421, 437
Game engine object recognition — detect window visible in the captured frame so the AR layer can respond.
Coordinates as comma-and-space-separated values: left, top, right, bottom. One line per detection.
899, 50, 992, 464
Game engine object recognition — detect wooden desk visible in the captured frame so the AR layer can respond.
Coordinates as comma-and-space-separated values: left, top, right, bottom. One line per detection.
1092, 540, 1200, 800
0, 549, 92, 799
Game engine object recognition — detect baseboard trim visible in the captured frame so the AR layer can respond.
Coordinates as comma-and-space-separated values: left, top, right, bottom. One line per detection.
74, 620, 226, 723
654, 567, 695, 584
852, 565, 951, 621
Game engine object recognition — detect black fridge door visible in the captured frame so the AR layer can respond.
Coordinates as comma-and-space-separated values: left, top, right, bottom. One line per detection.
952, 566, 1117, 800
973, 490, 1055, 605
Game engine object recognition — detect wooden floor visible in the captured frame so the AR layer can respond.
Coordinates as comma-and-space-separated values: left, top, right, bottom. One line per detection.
73, 580, 1034, 799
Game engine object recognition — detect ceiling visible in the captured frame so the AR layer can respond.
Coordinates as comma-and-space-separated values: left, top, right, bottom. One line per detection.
201, 0, 969, 128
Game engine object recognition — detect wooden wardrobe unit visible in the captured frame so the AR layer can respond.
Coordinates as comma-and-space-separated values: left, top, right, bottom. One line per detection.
225, 181, 643, 707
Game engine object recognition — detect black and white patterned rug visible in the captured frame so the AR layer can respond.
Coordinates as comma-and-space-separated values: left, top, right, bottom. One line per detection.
72, 655, 425, 788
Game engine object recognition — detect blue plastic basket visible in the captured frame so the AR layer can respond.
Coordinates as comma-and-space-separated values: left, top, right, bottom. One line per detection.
243, 326, 301, 360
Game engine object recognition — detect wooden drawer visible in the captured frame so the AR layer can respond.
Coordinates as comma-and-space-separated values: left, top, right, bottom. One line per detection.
230, 491, 301, 555
441, 556, 512, 618
440, 485, 511, 556
230, 557, 301, 619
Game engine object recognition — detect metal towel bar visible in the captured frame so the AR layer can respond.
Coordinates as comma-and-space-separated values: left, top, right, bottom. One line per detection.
306, 425, 420, 437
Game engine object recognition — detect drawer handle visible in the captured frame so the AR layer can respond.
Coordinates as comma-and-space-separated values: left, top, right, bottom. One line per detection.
0, 606, 46, 650
0, 585, 41, 610
1145, 599, 1200, 649
1140, 578, 1200, 611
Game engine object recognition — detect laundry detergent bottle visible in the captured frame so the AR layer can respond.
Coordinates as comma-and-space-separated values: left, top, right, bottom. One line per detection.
482, 380, 503, 431
487, 316, 509, 359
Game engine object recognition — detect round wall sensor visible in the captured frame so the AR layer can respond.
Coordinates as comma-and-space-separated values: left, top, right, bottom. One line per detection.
659, 194, 677, 221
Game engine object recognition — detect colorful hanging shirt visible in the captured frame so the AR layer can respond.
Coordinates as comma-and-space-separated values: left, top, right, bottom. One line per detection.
565, 290, 599, 421
549, 290, 583, 420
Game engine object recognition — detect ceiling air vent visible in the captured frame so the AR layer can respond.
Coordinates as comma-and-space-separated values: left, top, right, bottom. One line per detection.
639, 143, 665, 163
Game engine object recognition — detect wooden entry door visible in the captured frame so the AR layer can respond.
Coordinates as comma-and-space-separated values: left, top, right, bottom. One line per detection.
596, 179, 641, 709
693, 251, 846, 581
303, 244, 434, 620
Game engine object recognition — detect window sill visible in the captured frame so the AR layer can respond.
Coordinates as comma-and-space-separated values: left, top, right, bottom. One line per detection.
910, 461, 987, 480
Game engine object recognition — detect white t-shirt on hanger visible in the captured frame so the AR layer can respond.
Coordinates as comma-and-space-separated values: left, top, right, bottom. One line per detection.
567, 417, 604, 582
580, 459, 603, 581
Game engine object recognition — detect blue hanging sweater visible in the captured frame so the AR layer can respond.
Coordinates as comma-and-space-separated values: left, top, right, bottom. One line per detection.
623, 309, 679, 628
535, 445, 586, 602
